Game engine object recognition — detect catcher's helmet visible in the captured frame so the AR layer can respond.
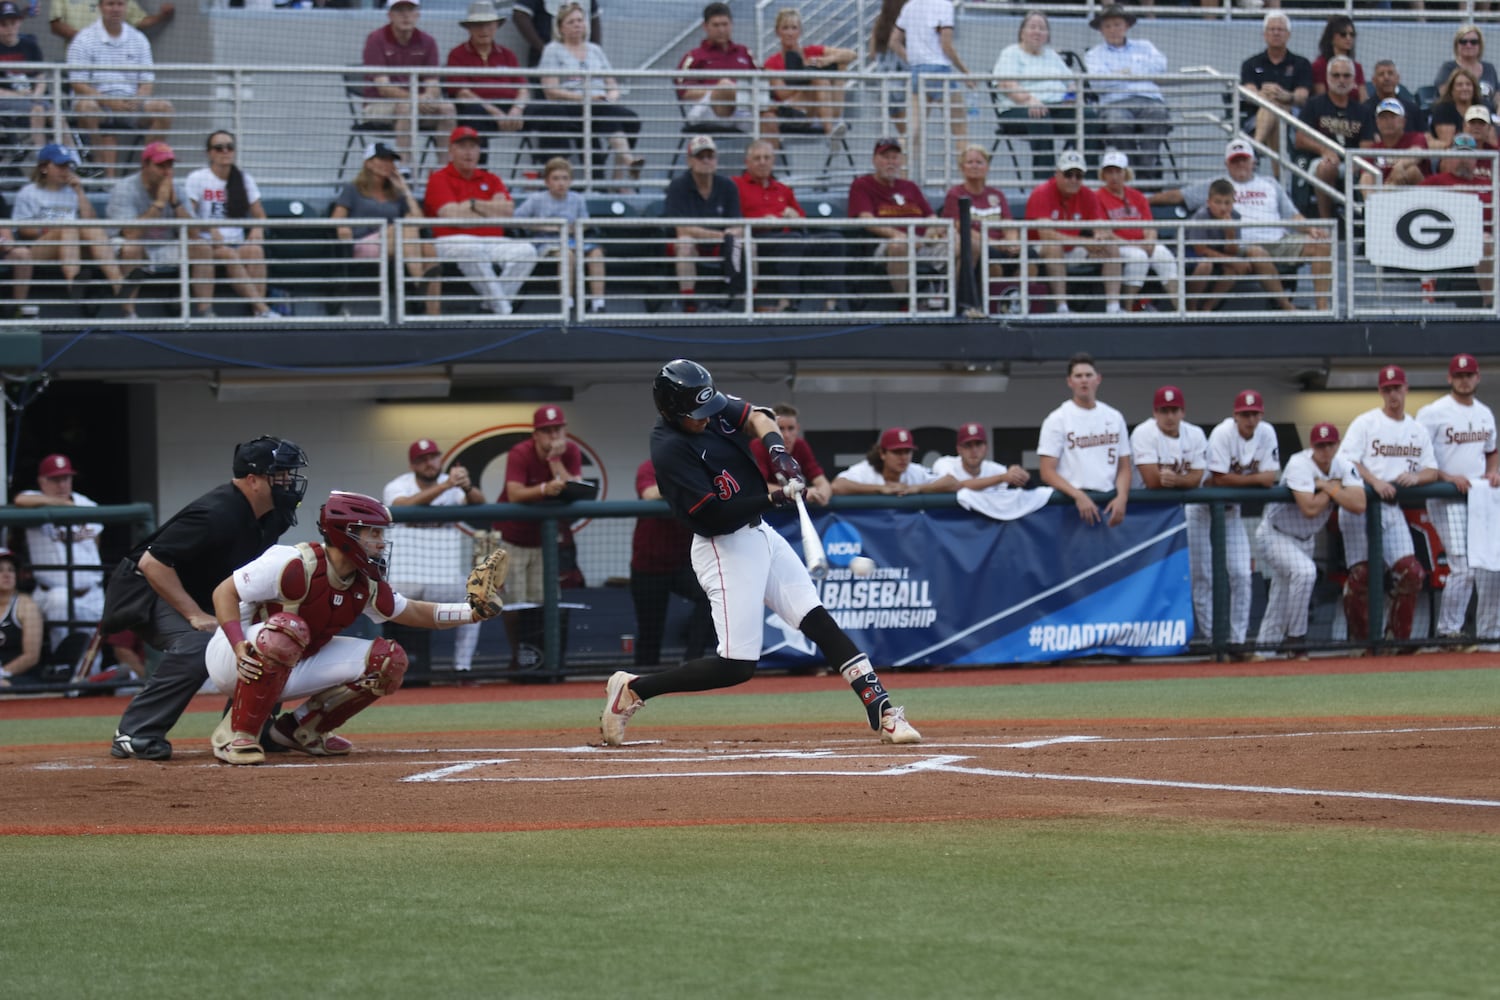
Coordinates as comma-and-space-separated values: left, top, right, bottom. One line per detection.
654, 359, 728, 422
318, 491, 393, 581
233, 436, 310, 525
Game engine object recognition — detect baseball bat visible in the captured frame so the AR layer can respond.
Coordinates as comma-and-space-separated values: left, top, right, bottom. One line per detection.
794, 494, 829, 581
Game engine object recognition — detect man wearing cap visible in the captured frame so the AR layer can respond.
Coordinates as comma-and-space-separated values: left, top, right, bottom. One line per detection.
1421, 134, 1494, 308
833, 427, 958, 496
848, 136, 948, 305
0, 2, 48, 153
931, 423, 1029, 493
734, 139, 840, 313
1462, 104, 1499, 177
665, 133, 742, 311
1416, 354, 1500, 650
1203, 389, 1280, 654
66, 0, 174, 178
1084, 5, 1170, 184
383, 439, 487, 675
1096, 148, 1176, 313
1130, 385, 1209, 631
1253, 422, 1365, 659
1024, 149, 1119, 315
1037, 352, 1131, 527
446, 0, 527, 163
1356, 98, 1430, 194
1239, 12, 1312, 163
361, 0, 457, 166
676, 2, 758, 128
1337, 365, 1439, 648
106, 139, 189, 312
1295, 55, 1367, 221
15, 454, 105, 655
751, 403, 833, 505
423, 125, 539, 315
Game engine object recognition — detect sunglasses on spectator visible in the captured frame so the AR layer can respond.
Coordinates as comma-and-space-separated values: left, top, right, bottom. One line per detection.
1460, 37, 1481, 45
1328, 72, 1354, 79
1338, 29, 1356, 37
211, 142, 236, 152
1062, 169, 1084, 178
692, 150, 716, 159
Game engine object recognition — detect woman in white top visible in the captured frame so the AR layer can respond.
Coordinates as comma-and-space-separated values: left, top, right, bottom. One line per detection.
536, 2, 642, 187
992, 10, 1085, 181
12, 143, 125, 316
184, 130, 274, 319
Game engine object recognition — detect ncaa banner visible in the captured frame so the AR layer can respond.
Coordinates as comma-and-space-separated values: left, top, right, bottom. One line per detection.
763, 505, 1191, 667
1364, 188, 1485, 271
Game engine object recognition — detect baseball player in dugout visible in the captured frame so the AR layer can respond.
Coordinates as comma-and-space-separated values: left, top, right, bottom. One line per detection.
1037, 352, 1132, 526
600, 359, 920, 746
750, 403, 832, 505
1415, 354, 1500, 651
1254, 422, 1365, 660
1337, 365, 1439, 647
932, 422, 1031, 491
1130, 386, 1209, 630
14, 453, 106, 654
204, 491, 506, 765
110, 436, 308, 761
832, 427, 960, 495
1204, 389, 1281, 656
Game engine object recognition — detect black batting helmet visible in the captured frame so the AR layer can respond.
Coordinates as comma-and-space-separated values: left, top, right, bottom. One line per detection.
654, 359, 728, 422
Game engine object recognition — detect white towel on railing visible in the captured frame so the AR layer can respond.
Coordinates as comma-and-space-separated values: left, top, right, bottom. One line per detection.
1467, 482, 1500, 571
956, 486, 1053, 522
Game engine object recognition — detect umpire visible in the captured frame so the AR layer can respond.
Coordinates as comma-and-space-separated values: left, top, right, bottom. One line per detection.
108, 436, 309, 761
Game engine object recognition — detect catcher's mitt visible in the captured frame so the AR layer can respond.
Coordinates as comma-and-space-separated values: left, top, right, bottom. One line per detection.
466, 547, 509, 620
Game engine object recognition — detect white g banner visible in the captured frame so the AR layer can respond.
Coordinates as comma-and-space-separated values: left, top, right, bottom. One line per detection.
1364, 188, 1485, 271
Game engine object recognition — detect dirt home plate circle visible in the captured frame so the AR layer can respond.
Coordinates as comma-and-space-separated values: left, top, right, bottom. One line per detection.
849, 556, 876, 577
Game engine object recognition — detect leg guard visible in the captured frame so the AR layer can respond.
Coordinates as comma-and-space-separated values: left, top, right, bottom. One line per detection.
287, 638, 408, 750
1343, 562, 1371, 642
228, 652, 294, 745
1386, 555, 1426, 640
838, 652, 891, 731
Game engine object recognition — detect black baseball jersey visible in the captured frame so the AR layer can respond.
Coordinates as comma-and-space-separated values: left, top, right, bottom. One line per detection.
650, 396, 775, 537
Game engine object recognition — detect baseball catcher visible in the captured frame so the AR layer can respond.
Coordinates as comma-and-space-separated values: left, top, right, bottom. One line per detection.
206, 490, 500, 765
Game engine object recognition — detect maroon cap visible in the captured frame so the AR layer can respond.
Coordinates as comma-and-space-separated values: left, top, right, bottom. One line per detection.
1378, 364, 1407, 388
38, 453, 75, 479
879, 427, 914, 451
1450, 353, 1480, 376
874, 136, 902, 154
533, 404, 566, 429
1309, 422, 1340, 446
449, 125, 482, 143
408, 438, 441, 462
956, 422, 985, 446
1153, 385, 1185, 410
1233, 389, 1264, 413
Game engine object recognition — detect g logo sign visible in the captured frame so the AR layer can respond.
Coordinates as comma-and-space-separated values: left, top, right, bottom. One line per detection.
1395, 208, 1455, 251
1365, 190, 1482, 271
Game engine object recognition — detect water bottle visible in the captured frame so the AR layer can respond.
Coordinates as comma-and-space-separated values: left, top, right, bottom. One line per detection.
965, 87, 981, 127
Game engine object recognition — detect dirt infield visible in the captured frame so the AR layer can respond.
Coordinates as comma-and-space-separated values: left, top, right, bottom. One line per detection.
3, 656, 1497, 838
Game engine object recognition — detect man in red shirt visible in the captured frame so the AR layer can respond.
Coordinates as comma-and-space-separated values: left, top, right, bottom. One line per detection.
1094, 150, 1175, 312
676, 2, 759, 131
847, 136, 946, 301
750, 403, 832, 505
734, 139, 840, 311
361, 0, 456, 166
1357, 98, 1430, 195
1024, 149, 1120, 315
422, 125, 539, 315
1421, 134, 1494, 308
445, 0, 526, 164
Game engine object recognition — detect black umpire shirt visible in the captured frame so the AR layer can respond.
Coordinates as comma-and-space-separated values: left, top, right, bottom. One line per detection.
650, 397, 776, 538
134, 482, 291, 609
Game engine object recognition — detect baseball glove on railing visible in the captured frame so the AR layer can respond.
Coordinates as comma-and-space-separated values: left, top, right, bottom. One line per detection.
465, 548, 509, 620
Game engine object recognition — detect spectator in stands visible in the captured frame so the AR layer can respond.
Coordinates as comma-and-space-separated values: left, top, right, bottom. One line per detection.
1430, 68, 1485, 150
1023, 149, 1120, 315
1239, 11, 1311, 165
832, 427, 958, 496
49, 0, 171, 43
16, 453, 105, 654
1361, 60, 1424, 138
66, 0, 174, 178
751, 403, 833, 505
931, 422, 1030, 492
1184, 178, 1262, 313
1297, 55, 1367, 219
331, 141, 439, 317
513, 156, 606, 314
185, 130, 275, 320
1084, 4, 1169, 184
107, 140, 188, 317
629, 458, 711, 669
0, 190, 36, 319
446, 0, 526, 167
0, 3, 49, 153
869, 0, 909, 138
0, 547, 44, 689
992, 10, 1079, 183
1357, 99, 1430, 194
676, 2, 757, 131
513, 0, 600, 67
665, 134, 741, 313
13, 143, 125, 311
538, 2, 643, 187
361, 0, 456, 168
733, 138, 840, 313
848, 135, 946, 304
1152, 139, 1331, 312
1096, 149, 1176, 312
1311, 14, 1362, 96
1421, 134, 1494, 309
1037, 352, 1131, 527
1433, 24, 1498, 111
1464, 107, 1499, 190
893, 0, 975, 155
764, 7, 853, 147
941, 145, 1018, 308
422, 125, 539, 315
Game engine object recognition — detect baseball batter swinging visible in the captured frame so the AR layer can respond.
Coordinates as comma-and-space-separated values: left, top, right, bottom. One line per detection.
599, 359, 921, 746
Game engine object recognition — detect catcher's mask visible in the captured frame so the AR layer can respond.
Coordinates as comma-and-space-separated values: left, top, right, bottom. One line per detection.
318, 491, 393, 581
233, 435, 310, 525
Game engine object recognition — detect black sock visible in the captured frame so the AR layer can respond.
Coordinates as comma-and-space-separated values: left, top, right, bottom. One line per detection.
839, 653, 890, 730
632, 655, 756, 700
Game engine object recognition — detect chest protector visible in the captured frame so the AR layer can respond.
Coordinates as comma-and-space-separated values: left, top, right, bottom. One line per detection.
259, 542, 395, 657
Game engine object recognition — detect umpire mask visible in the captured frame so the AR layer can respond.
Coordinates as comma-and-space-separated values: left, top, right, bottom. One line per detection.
233, 435, 310, 525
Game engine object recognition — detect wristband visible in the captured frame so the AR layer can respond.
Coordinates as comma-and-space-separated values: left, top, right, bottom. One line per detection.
762, 431, 786, 453
434, 602, 472, 625
223, 619, 245, 648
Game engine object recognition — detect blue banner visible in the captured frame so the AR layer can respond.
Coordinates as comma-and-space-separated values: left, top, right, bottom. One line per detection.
763, 504, 1191, 667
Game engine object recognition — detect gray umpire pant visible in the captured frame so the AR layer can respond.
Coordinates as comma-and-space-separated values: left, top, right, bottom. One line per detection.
114, 599, 214, 742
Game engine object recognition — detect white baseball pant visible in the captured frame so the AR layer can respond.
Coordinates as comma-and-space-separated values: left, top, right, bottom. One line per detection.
36, 584, 104, 653
1254, 520, 1317, 647
693, 521, 822, 661
1118, 243, 1177, 290
1426, 498, 1500, 638
207, 623, 374, 700
436, 235, 539, 313
1186, 503, 1252, 644
1339, 503, 1413, 569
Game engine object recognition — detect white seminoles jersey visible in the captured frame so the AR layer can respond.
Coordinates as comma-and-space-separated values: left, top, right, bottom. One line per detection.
1207, 417, 1281, 480
1415, 394, 1497, 480
931, 455, 1009, 491
381, 471, 468, 508
1037, 399, 1131, 492
836, 460, 941, 487
1128, 418, 1208, 490
21, 490, 104, 591
1260, 448, 1362, 539
1338, 408, 1437, 481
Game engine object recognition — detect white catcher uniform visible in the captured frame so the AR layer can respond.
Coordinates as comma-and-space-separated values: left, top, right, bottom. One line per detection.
1036, 399, 1131, 492
1255, 449, 1362, 647
931, 454, 1010, 491
19, 489, 105, 650
382, 470, 481, 670
1416, 393, 1500, 638
1337, 409, 1437, 568
1201, 418, 1280, 644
